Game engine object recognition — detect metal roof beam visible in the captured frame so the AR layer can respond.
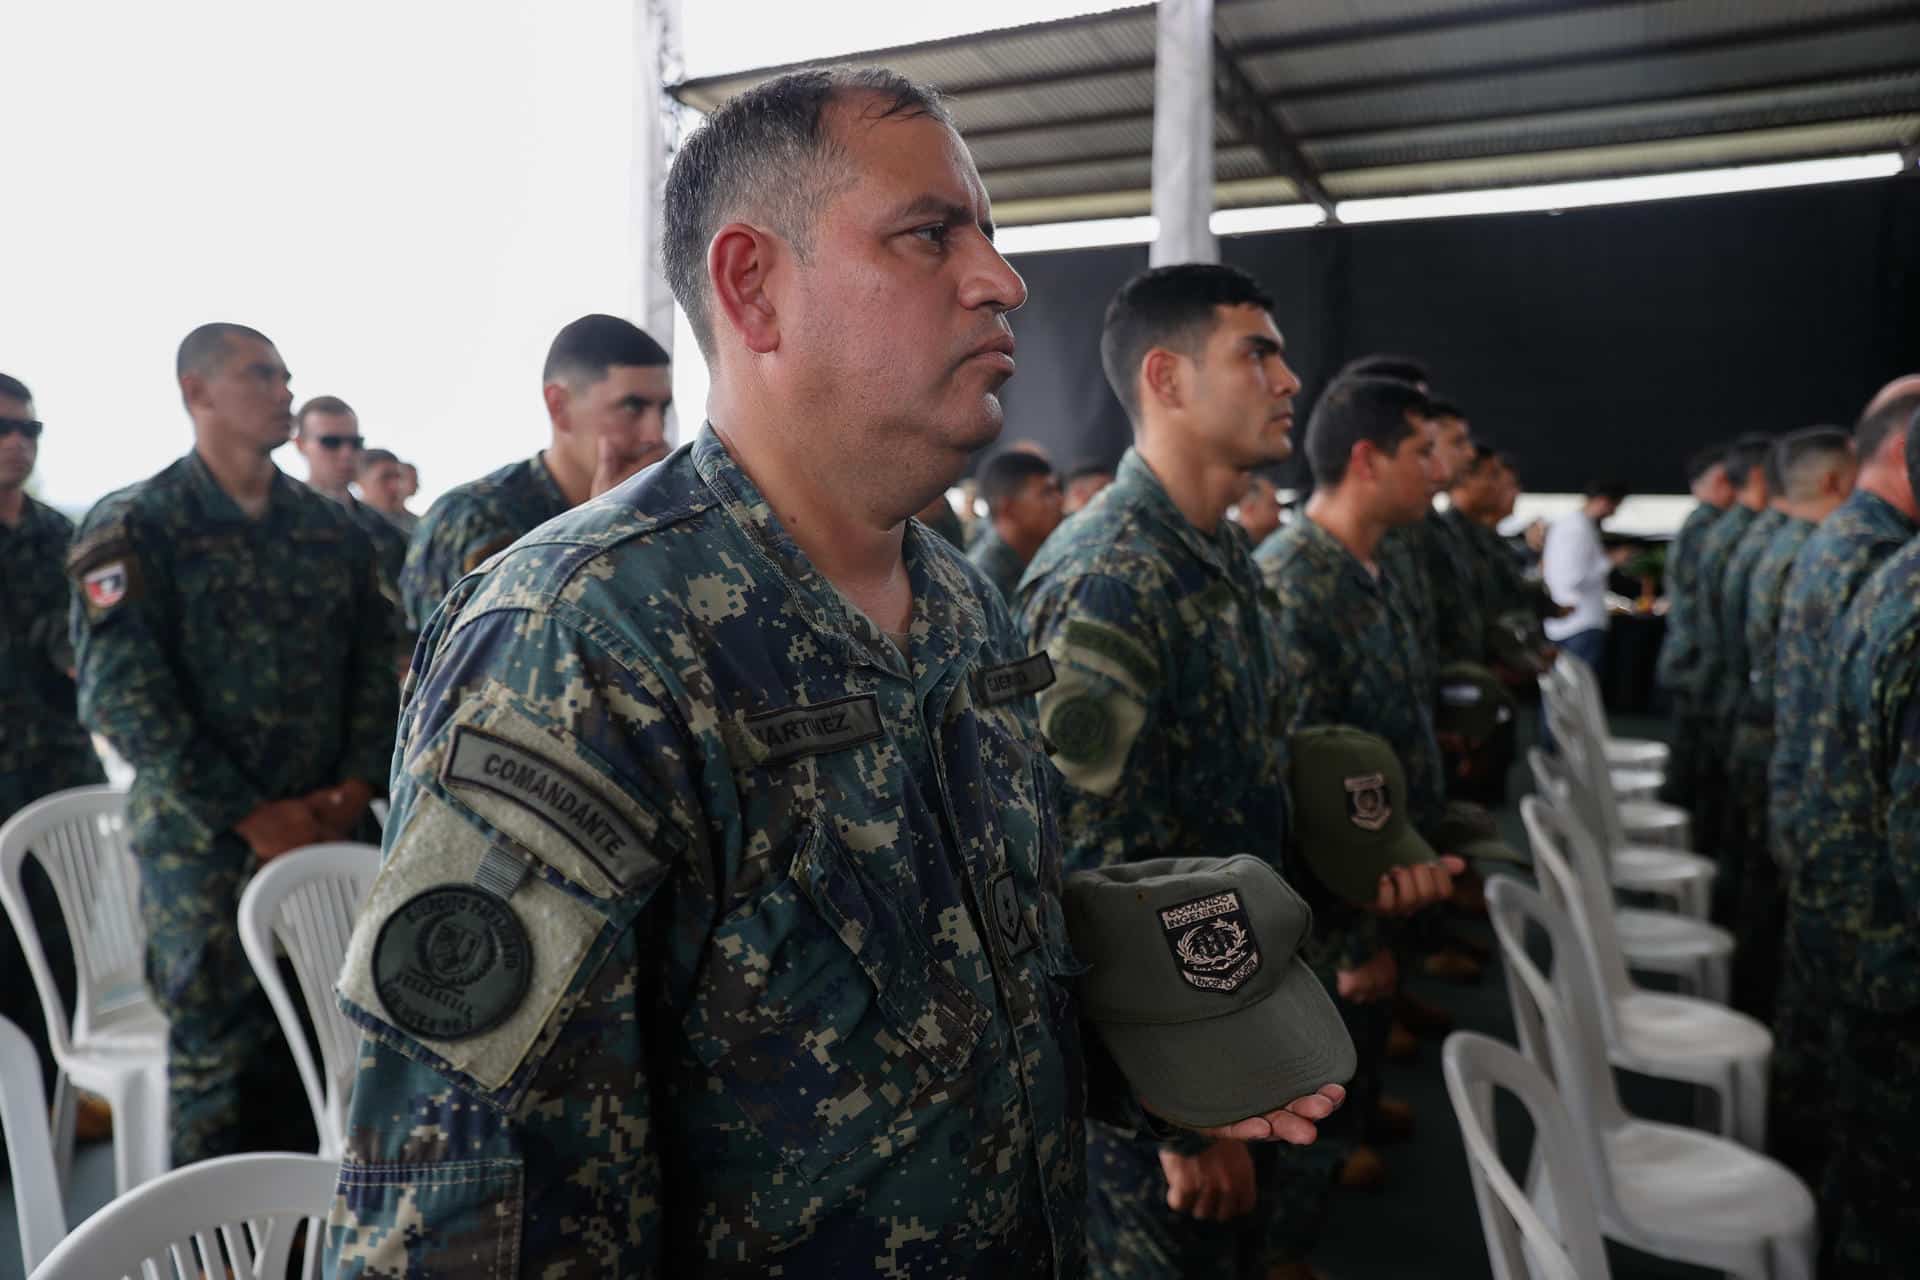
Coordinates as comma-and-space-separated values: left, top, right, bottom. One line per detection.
1212, 36, 1336, 218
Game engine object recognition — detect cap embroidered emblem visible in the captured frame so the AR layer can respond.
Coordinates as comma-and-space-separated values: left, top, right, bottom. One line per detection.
1345, 772, 1391, 831
1159, 890, 1262, 993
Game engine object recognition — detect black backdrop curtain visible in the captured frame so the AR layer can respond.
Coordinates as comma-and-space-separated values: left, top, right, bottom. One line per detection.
992, 176, 1920, 494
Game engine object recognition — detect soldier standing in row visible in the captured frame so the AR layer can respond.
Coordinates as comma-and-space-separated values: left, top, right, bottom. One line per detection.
399, 313, 673, 631
291, 395, 409, 596
1653, 445, 1733, 813
325, 72, 1338, 1279
968, 448, 1064, 605
69, 323, 399, 1165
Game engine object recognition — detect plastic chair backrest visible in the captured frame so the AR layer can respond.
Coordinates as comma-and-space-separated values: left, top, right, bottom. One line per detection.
1443, 1031, 1613, 1280
1521, 795, 1636, 1009
1556, 651, 1611, 743
237, 842, 381, 1157
1485, 876, 1631, 1225
1539, 677, 1629, 853
0, 786, 149, 1059
0, 1016, 67, 1273
27, 1151, 337, 1280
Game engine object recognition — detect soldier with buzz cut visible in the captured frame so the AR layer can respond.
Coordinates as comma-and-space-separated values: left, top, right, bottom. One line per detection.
399, 313, 673, 632
1790, 390, 1920, 1274
324, 70, 1339, 1280
1768, 376, 1920, 1187
1022, 268, 1444, 1280
68, 323, 399, 1166
1654, 443, 1734, 813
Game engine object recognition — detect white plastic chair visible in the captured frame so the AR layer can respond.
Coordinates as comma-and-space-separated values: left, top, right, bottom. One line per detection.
1519, 799, 1770, 1149
237, 842, 381, 1158
1442, 1031, 1612, 1280
1485, 876, 1815, 1279
1525, 759, 1730, 1003
1539, 679, 1715, 919
0, 786, 169, 1195
1, 1015, 68, 1274
27, 1151, 336, 1280
1527, 748, 1690, 851
1554, 651, 1671, 775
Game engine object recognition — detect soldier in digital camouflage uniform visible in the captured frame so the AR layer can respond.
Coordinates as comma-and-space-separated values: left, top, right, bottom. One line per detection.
1722, 428, 1854, 1020
1790, 412, 1920, 1272
1414, 403, 1488, 671
399, 314, 673, 632
1768, 380, 1920, 1185
69, 324, 398, 1165
1023, 272, 1440, 1280
969, 449, 1063, 606
1682, 433, 1772, 874
325, 73, 1338, 1280
1652, 445, 1732, 813
0, 374, 106, 1095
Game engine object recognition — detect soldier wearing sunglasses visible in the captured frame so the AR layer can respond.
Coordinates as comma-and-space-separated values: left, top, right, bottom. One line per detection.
291, 395, 408, 610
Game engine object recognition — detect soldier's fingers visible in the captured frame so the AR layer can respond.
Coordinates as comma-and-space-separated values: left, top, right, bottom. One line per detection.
1284, 1091, 1337, 1121
1190, 1185, 1220, 1222
1164, 1178, 1191, 1215
1438, 854, 1468, 877
1317, 1083, 1347, 1107
1372, 875, 1401, 914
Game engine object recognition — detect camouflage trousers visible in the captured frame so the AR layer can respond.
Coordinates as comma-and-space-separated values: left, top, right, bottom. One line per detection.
1766, 926, 1839, 1188
1819, 1004, 1920, 1276
1722, 751, 1785, 1022
1661, 703, 1726, 868
138, 831, 314, 1165
1085, 1123, 1281, 1279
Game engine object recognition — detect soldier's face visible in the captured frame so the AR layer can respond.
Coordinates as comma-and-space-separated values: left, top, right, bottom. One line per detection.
1378, 417, 1437, 524
0, 393, 36, 491
193, 335, 295, 451
552, 363, 673, 481
785, 103, 1026, 488
1189, 305, 1300, 469
1004, 471, 1065, 545
1434, 415, 1472, 486
361, 459, 407, 510
295, 410, 363, 491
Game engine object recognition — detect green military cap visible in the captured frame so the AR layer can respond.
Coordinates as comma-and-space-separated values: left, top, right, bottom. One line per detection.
1426, 799, 1528, 867
1064, 855, 1356, 1129
1288, 726, 1438, 906
1435, 661, 1518, 745
1485, 611, 1547, 674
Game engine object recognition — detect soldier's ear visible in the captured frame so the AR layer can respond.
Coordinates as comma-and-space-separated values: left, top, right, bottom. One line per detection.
1140, 347, 1184, 413
709, 221, 782, 356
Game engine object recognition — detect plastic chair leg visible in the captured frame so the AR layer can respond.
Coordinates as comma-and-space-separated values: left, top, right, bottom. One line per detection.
50, 1070, 76, 1196
111, 1067, 171, 1194
1735, 1057, 1768, 1151
1771, 1222, 1816, 1280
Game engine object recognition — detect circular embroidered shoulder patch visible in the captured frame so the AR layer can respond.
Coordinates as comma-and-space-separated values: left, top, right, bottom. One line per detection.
1047, 693, 1113, 764
373, 885, 532, 1041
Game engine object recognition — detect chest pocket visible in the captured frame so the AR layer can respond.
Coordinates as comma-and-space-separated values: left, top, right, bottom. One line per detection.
1173, 582, 1264, 791
686, 817, 989, 1182
175, 534, 256, 640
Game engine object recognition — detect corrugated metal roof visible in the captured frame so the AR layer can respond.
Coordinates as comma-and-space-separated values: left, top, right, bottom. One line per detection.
670, 0, 1920, 224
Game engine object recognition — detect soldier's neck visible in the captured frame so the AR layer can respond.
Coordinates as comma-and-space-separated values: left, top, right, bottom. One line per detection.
1304, 490, 1386, 567
0, 486, 24, 528
193, 437, 276, 519
1133, 434, 1237, 535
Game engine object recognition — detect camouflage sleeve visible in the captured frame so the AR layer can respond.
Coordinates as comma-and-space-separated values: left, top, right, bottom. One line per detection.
1877, 629, 1920, 927
68, 511, 269, 834
1020, 572, 1177, 869
339, 525, 402, 791
327, 606, 696, 1277
401, 497, 513, 634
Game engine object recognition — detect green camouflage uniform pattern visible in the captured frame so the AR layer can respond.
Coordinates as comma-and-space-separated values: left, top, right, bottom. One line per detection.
69, 451, 397, 1164
1019, 448, 1301, 1276
1448, 511, 1550, 646
1653, 501, 1726, 812
327, 426, 1100, 1278
1, 495, 106, 1094
399, 452, 569, 633
1766, 488, 1915, 1184
1790, 538, 1920, 1272
339, 492, 409, 600
1410, 509, 1485, 668
1708, 509, 1788, 918
969, 526, 1029, 607
1377, 525, 1436, 694
1678, 501, 1758, 863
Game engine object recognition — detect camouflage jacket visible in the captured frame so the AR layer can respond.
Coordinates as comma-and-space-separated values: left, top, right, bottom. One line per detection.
968, 525, 1028, 607
400, 452, 570, 632
340, 492, 409, 602
1730, 515, 1813, 766
0, 496, 98, 776
327, 427, 1096, 1278
1448, 511, 1545, 639
1257, 517, 1443, 973
1792, 538, 1920, 1012
1770, 490, 1916, 865
1653, 500, 1725, 696
1685, 502, 1759, 720
1416, 508, 1486, 669
1710, 508, 1788, 724
1019, 449, 1292, 884
68, 451, 398, 856
1377, 524, 1436, 691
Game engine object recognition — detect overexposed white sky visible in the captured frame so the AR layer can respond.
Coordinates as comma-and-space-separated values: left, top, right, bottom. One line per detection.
1, 0, 1124, 511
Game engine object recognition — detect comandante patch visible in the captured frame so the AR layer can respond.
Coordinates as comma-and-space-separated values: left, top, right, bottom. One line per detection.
744, 693, 882, 765
373, 885, 531, 1041
971, 652, 1056, 708
442, 726, 643, 880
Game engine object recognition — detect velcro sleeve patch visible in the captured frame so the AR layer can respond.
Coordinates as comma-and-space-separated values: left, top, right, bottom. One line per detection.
1037, 671, 1147, 798
441, 726, 650, 887
1057, 618, 1160, 697
971, 652, 1056, 707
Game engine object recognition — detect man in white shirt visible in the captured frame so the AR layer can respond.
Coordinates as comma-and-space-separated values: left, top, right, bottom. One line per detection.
1542, 480, 1629, 673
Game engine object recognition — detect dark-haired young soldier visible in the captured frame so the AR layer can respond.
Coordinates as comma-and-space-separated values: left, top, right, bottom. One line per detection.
398, 313, 672, 630
69, 324, 397, 1165
1769, 376, 1920, 1188
327, 71, 1339, 1279
1788, 379, 1920, 1275
1654, 443, 1735, 814
1024, 269, 1443, 1280
969, 449, 1063, 603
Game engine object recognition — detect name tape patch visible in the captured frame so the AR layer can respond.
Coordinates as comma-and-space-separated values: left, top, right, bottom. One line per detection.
971, 653, 1056, 708
745, 694, 883, 765
442, 726, 644, 873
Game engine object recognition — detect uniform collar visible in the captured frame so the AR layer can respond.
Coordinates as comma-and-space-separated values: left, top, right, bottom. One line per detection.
1111, 448, 1248, 581
1293, 512, 1392, 595
527, 451, 569, 510
1845, 487, 1918, 536
692, 424, 987, 684
184, 448, 298, 526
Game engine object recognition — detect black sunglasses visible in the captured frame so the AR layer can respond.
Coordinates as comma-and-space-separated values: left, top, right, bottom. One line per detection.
0, 418, 43, 441
315, 434, 366, 450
